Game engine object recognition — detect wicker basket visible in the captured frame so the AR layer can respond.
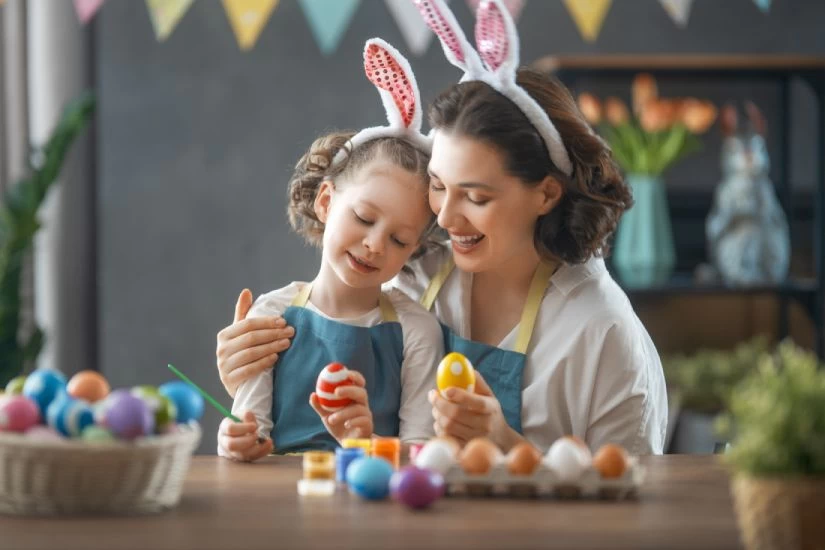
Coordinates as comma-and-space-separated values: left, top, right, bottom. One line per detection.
0, 423, 201, 516
731, 474, 825, 550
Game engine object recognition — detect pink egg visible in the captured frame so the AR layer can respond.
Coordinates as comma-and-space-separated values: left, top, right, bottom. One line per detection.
0, 396, 41, 433
315, 363, 354, 411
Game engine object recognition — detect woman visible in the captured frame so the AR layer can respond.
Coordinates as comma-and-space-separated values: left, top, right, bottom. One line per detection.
215, 0, 667, 455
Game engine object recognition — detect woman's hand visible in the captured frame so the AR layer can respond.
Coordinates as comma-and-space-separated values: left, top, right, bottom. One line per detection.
216, 289, 294, 398
218, 411, 274, 462
309, 371, 374, 443
429, 372, 522, 451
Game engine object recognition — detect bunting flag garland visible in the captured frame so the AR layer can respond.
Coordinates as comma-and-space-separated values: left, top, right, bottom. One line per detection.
753, 0, 771, 13
465, 0, 525, 22
563, 0, 612, 43
74, 0, 106, 24
298, 0, 361, 56
659, 0, 694, 28
222, 0, 280, 50
146, 0, 194, 42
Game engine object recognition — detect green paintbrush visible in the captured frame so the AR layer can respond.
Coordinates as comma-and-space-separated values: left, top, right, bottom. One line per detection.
167, 363, 241, 422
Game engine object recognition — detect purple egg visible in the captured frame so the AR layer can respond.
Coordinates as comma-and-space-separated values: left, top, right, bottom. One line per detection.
389, 466, 445, 509
102, 390, 154, 440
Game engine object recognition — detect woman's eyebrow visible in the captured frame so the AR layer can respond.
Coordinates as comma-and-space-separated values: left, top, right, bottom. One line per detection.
428, 169, 495, 191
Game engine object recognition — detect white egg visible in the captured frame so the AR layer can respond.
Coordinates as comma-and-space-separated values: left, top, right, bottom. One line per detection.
545, 438, 588, 483
414, 440, 458, 475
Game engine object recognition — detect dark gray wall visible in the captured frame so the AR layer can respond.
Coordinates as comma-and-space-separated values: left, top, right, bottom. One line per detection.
96, 0, 825, 453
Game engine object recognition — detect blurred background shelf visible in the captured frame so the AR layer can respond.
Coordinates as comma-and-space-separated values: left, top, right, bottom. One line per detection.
539, 55, 825, 358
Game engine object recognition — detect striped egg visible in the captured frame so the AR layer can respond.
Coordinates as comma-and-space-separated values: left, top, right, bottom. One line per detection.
46, 395, 94, 437
315, 363, 354, 412
436, 352, 475, 395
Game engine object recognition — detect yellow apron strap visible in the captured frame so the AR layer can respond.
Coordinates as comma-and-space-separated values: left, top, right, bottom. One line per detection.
291, 283, 313, 307
514, 261, 555, 355
420, 257, 456, 312
378, 293, 399, 323
293, 282, 397, 322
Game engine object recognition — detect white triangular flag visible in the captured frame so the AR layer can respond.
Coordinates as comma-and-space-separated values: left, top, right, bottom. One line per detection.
384, 0, 451, 57
660, 0, 694, 28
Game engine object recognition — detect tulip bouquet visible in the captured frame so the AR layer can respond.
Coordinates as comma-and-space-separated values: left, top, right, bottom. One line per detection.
578, 74, 717, 177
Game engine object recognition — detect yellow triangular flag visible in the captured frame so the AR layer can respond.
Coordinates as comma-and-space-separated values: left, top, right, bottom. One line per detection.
222, 0, 280, 50
563, 0, 612, 42
146, 0, 195, 42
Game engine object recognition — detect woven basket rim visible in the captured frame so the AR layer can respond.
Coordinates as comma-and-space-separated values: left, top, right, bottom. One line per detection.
0, 421, 201, 452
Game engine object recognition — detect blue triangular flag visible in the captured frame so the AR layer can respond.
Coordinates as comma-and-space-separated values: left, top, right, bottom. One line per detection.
753, 0, 770, 13
299, 0, 360, 56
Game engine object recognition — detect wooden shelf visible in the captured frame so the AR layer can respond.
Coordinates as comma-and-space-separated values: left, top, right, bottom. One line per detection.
534, 54, 825, 73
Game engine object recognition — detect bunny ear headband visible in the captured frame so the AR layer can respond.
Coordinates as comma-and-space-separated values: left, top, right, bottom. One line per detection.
412, 0, 573, 176
332, 38, 432, 167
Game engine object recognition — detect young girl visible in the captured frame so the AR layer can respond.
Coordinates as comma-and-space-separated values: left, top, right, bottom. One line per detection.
218, 0, 668, 456
217, 39, 443, 461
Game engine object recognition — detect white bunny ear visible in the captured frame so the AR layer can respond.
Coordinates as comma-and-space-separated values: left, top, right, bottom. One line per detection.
364, 38, 422, 132
474, 0, 519, 80
412, 0, 484, 76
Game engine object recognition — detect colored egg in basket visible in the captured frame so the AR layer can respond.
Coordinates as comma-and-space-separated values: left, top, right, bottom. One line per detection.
0, 395, 41, 433
67, 370, 111, 403
46, 394, 95, 437
132, 385, 178, 431
159, 381, 204, 423
22, 369, 67, 417
97, 389, 155, 440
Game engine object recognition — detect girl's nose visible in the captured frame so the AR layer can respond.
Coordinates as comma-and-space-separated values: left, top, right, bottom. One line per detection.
363, 230, 385, 255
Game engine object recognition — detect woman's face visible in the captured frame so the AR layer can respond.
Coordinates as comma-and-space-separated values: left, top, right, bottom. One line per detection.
427, 130, 558, 274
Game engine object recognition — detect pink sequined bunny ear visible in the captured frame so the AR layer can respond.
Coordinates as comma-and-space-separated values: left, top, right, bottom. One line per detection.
332, 39, 431, 166
413, 0, 485, 77
364, 39, 421, 132
474, 0, 519, 80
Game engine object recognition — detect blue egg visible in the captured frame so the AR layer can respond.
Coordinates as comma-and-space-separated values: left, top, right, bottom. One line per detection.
346, 457, 394, 500
159, 381, 204, 423
46, 395, 94, 437
22, 369, 67, 417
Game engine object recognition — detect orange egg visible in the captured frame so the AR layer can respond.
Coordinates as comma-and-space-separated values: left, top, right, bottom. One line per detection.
67, 370, 110, 403
506, 442, 542, 476
592, 443, 628, 478
459, 437, 501, 475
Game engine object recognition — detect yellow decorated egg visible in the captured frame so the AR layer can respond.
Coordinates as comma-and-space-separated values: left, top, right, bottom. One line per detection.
436, 352, 475, 395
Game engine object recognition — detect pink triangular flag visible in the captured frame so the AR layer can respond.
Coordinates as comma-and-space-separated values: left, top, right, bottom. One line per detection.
74, 0, 106, 24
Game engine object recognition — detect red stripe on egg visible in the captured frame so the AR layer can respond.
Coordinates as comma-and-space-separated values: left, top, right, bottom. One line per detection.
317, 378, 353, 394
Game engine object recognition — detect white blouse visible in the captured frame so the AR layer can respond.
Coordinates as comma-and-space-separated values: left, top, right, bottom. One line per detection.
392, 246, 668, 455
219, 283, 443, 457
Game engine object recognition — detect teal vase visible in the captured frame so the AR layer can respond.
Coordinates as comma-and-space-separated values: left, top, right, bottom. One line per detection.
612, 174, 675, 288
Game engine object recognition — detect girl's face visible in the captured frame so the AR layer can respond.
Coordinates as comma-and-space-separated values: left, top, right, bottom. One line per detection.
427, 130, 560, 274
315, 160, 432, 289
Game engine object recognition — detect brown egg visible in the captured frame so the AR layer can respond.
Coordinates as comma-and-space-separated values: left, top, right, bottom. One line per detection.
506, 442, 542, 476
592, 443, 628, 478
459, 437, 502, 475
67, 370, 111, 403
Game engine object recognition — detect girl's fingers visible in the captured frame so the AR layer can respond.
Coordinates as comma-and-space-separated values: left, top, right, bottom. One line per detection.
309, 393, 332, 420
221, 419, 258, 437
334, 385, 368, 405
327, 405, 371, 426
221, 433, 258, 453
344, 417, 372, 434
242, 438, 274, 461
347, 371, 366, 387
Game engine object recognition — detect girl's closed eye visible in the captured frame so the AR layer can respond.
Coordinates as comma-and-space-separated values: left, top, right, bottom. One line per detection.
391, 235, 409, 248
353, 211, 373, 225
467, 193, 490, 206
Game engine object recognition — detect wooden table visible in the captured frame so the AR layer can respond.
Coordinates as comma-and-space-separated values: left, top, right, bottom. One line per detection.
0, 455, 743, 550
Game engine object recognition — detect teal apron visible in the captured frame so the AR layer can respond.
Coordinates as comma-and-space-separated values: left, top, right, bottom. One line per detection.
420, 259, 553, 434
271, 283, 403, 453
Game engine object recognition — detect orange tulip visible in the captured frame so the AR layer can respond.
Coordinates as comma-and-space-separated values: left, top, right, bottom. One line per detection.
682, 99, 718, 134
604, 97, 630, 125
640, 100, 675, 133
632, 73, 658, 115
577, 92, 602, 125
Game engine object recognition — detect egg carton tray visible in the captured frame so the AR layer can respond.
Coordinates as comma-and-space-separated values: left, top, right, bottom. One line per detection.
0, 422, 201, 516
442, 458, 645, 500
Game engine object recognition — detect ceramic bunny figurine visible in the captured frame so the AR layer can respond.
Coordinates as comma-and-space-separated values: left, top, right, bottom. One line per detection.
706, 102, 790, 285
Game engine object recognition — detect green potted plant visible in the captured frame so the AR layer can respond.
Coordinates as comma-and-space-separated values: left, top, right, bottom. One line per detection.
577, 74, 717, 287
720, 340, 825, 550
663, 337, 769, 453
0, 93, 95, 389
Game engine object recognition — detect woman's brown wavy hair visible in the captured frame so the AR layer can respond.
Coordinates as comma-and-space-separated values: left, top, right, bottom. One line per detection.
428, 68, 632, 264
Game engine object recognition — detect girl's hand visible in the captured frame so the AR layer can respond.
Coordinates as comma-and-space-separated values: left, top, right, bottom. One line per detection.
309, 371, 374, 443
218, 411, 274, 462
216, 289, 295, 398
429, 372, 521, 451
